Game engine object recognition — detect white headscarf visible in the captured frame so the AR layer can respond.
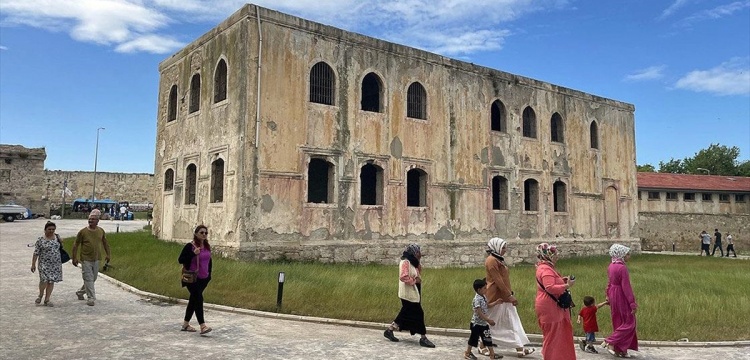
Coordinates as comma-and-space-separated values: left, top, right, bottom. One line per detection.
487, 237, 507, 255
609, 244, 630, 263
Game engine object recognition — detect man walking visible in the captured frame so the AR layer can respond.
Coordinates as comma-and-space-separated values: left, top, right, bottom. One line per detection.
71, 210, 111, 306
119, 204, 127, 221
699, 230, 711, 256
712, 228, 724, 257
726, 233, 736, 257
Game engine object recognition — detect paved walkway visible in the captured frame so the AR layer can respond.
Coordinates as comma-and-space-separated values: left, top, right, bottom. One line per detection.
1, 219, 748, 360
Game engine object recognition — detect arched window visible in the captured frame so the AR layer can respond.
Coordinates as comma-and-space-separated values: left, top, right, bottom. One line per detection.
163, 169, 174, 191
189, 74, 201, 113
551, 112, 564, 143
361, 72, 382, 112
185, 164, 197, 205
492, 175, 508, 210
522, 106, 536, 138
491, 100, 506, 132
360, 163, 384, 205
590, 121, 599, 149
553, 181, 567, 212
167, 85, 177, 122
308, 158, 334, 203
407, 168, 428, 207
210, 159, 224, 203
524, 178, 539, 211
406, 82, 427, 120
213, 59, 227, 103
310, 62, 335, 105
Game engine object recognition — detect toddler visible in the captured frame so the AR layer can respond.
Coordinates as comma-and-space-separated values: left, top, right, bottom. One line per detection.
465, 279, 502, 359
577, 295, 608, 353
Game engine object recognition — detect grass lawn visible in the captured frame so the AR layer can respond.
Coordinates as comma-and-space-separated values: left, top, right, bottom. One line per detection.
64, 231, 750, 341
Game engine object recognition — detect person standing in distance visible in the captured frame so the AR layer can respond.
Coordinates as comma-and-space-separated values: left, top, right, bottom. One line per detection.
712, 229, 724, 257
725, 233, 736, 257
71, 209, 111, 306
699, 231, 711, 256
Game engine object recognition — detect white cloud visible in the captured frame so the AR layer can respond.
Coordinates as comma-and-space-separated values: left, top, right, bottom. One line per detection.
677, 1, 750, 26
624, 65, 667, 82
0, 0, 569, 56
0, 45, 7, 50
659, 0, 691, 19
674, 58, 750, 96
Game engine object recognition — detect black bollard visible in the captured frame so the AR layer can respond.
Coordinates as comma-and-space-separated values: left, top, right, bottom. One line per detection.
672, 242, 675, 252
276, 272, 285, 311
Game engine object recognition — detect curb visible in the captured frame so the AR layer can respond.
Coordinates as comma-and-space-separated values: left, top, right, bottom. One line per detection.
97, 271, 749, 348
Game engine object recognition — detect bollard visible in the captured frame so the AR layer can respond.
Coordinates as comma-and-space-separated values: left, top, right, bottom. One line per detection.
276, 272, 285, 311
116, 224, 120, 233
672, 242, 675, 252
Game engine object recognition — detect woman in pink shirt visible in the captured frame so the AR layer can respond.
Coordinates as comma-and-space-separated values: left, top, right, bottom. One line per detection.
534, 243, 576, 360
178, 225, 213, 335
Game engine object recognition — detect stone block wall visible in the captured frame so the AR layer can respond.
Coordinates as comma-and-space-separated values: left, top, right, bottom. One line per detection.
46, 170, 155, 208
639, 212, 749, 253
0, 145, 48, 214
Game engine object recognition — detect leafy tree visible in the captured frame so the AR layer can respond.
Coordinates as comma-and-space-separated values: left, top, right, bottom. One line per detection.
658, 158, 686, 174
656, 144, 748, 176
737, 160, 750, 177
637, 164, 655, 172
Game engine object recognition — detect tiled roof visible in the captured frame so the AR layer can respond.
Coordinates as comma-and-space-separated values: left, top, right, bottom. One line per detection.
637, 172, 750, 192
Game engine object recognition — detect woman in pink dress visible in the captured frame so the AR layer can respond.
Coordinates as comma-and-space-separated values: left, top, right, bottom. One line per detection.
604, 244, 638, 357
534, 243, 576, 360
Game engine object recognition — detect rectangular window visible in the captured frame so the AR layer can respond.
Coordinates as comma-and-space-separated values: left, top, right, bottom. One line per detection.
666, 192, 678, 201
638, 191, 642, 200
736, 194, 746, 203
648, 192, 660, 200
719, 194, 730, 202
702, 193, 712, 201
0, 169, 9, 182
684, 193, 695, 201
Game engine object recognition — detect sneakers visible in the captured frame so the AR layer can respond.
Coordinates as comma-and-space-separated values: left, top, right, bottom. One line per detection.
383, 329, 399, 342
579, 339, 587, 351
86, 299, 95, 306
584, 345, 598, 354
76, 290, 85, 300
464, 352, 478, 360
419, 337, 435, 348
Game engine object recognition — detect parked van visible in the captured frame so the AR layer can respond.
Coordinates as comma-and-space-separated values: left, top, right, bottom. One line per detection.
0, 204, 28, 222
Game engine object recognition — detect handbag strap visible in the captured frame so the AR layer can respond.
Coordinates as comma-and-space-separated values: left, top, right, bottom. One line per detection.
536, 277, 560, 303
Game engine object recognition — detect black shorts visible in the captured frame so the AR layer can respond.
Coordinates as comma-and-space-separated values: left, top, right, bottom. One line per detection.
468, 323, 493, 347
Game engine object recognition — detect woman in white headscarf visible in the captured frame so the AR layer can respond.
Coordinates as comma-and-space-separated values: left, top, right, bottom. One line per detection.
481, 238, 535, 357
603, 244, 638, 357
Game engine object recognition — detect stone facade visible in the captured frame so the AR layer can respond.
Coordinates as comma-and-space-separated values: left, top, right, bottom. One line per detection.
0, 144, 155, 216
640, 212, 748, 253
153, 5, 639, 266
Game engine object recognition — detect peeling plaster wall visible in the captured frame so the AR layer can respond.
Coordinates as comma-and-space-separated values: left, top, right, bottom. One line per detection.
153, 5, 639, 265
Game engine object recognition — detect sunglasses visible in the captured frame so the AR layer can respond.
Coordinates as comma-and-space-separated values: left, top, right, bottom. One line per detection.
197, 231, 208, 235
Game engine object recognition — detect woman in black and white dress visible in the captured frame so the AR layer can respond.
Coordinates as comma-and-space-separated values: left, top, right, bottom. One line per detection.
31, 221, 63, 306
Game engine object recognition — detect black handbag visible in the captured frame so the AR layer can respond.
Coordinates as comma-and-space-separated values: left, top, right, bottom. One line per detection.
536, 277, 574, 309
56, 235, 70, 264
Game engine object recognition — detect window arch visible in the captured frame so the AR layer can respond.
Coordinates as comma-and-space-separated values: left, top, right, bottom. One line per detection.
360, 163, 384, 205
308, 158, 334, 203
590, 121, 599, 149
553, 181, 567, 212
406, 82, 427, 120
551, 112, 564, 143
522, 106, 537, 138
185, 164, 197, 205
213, 59, 227, 103
492, 175, 508, 210
524, 178, 539, 211
167, 85, 177, 122
407, 168, 428, 207
361, 72, 382, 112
491, 100, 506, 132
163, 169, 174, 191
310, 62, 335, 105
210, 159, 224, 203
189, 74, 201, 113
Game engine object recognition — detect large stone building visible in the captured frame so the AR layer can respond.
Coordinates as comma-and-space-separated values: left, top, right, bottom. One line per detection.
637, 172, 749, 252
153, 5, 639, 265
0, 144, 155, 215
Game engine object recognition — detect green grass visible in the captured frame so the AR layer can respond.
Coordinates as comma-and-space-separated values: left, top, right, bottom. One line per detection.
63, 231, 750, 341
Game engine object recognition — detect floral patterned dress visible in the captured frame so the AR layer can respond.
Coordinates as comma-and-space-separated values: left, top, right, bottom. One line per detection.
34, 237, 63, 283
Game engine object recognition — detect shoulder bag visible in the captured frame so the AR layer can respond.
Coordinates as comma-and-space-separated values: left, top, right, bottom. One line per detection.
181, 248, 198, 284
57, 234, 70, 264
536, 277, 574, 309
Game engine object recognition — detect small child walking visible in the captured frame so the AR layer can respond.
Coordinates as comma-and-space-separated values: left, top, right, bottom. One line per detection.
465, 279, 503, 359
577, 295, 608, 353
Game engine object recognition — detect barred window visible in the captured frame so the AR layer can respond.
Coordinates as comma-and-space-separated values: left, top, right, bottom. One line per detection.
648, 192, 660, 200
185, 164, 197, 205
214, 59, 227, 103
210, 159, 224, 203
684, 193, 695, 201
163, 169, 174, 191
310, 62, 335, 105
189, 74, 201, 113
522, 106, 536, 138
666, 192, 678, 200
406, 82, 427, 120
167, 85, 178, 122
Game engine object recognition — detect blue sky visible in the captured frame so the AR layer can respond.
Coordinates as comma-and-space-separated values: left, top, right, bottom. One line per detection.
1, 0, 749, 174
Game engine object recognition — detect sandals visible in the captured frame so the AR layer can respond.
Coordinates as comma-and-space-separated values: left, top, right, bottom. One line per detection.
44, 300, 53, 307
35, 295, 42, 305
181, 324, 197, 332
200, 325, 212, 335
478, 347, 490, 356
516, 348, 535, 358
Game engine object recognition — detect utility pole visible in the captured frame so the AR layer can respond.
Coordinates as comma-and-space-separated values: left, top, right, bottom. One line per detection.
92, 127, 105, 207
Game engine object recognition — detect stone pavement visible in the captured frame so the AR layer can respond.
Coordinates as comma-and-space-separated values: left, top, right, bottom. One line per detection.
1, 219, 748, 360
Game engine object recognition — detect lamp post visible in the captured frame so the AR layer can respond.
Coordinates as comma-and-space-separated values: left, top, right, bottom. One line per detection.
92, 127, 105, 206
696, 168, 710, 175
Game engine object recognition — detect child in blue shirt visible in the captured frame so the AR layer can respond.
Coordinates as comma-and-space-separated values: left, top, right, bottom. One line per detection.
465, 278, 503, 359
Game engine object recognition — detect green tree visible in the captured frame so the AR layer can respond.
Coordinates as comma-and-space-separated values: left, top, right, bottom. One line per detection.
737, 160, 750, 177
658, 158, 686, 173
656, 143, 748, 176
637, 164, 656, 172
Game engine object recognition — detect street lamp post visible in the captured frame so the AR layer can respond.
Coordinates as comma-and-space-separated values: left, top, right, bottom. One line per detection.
92, 127, 105, 206
696, 168, 710, 175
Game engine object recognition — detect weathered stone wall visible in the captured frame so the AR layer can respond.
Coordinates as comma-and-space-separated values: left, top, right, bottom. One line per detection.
0, 145, 48, 215
639, 212, 749, 252
45, 170, 155, 207
153, 5, 640, 262
638, 190, 750, 214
